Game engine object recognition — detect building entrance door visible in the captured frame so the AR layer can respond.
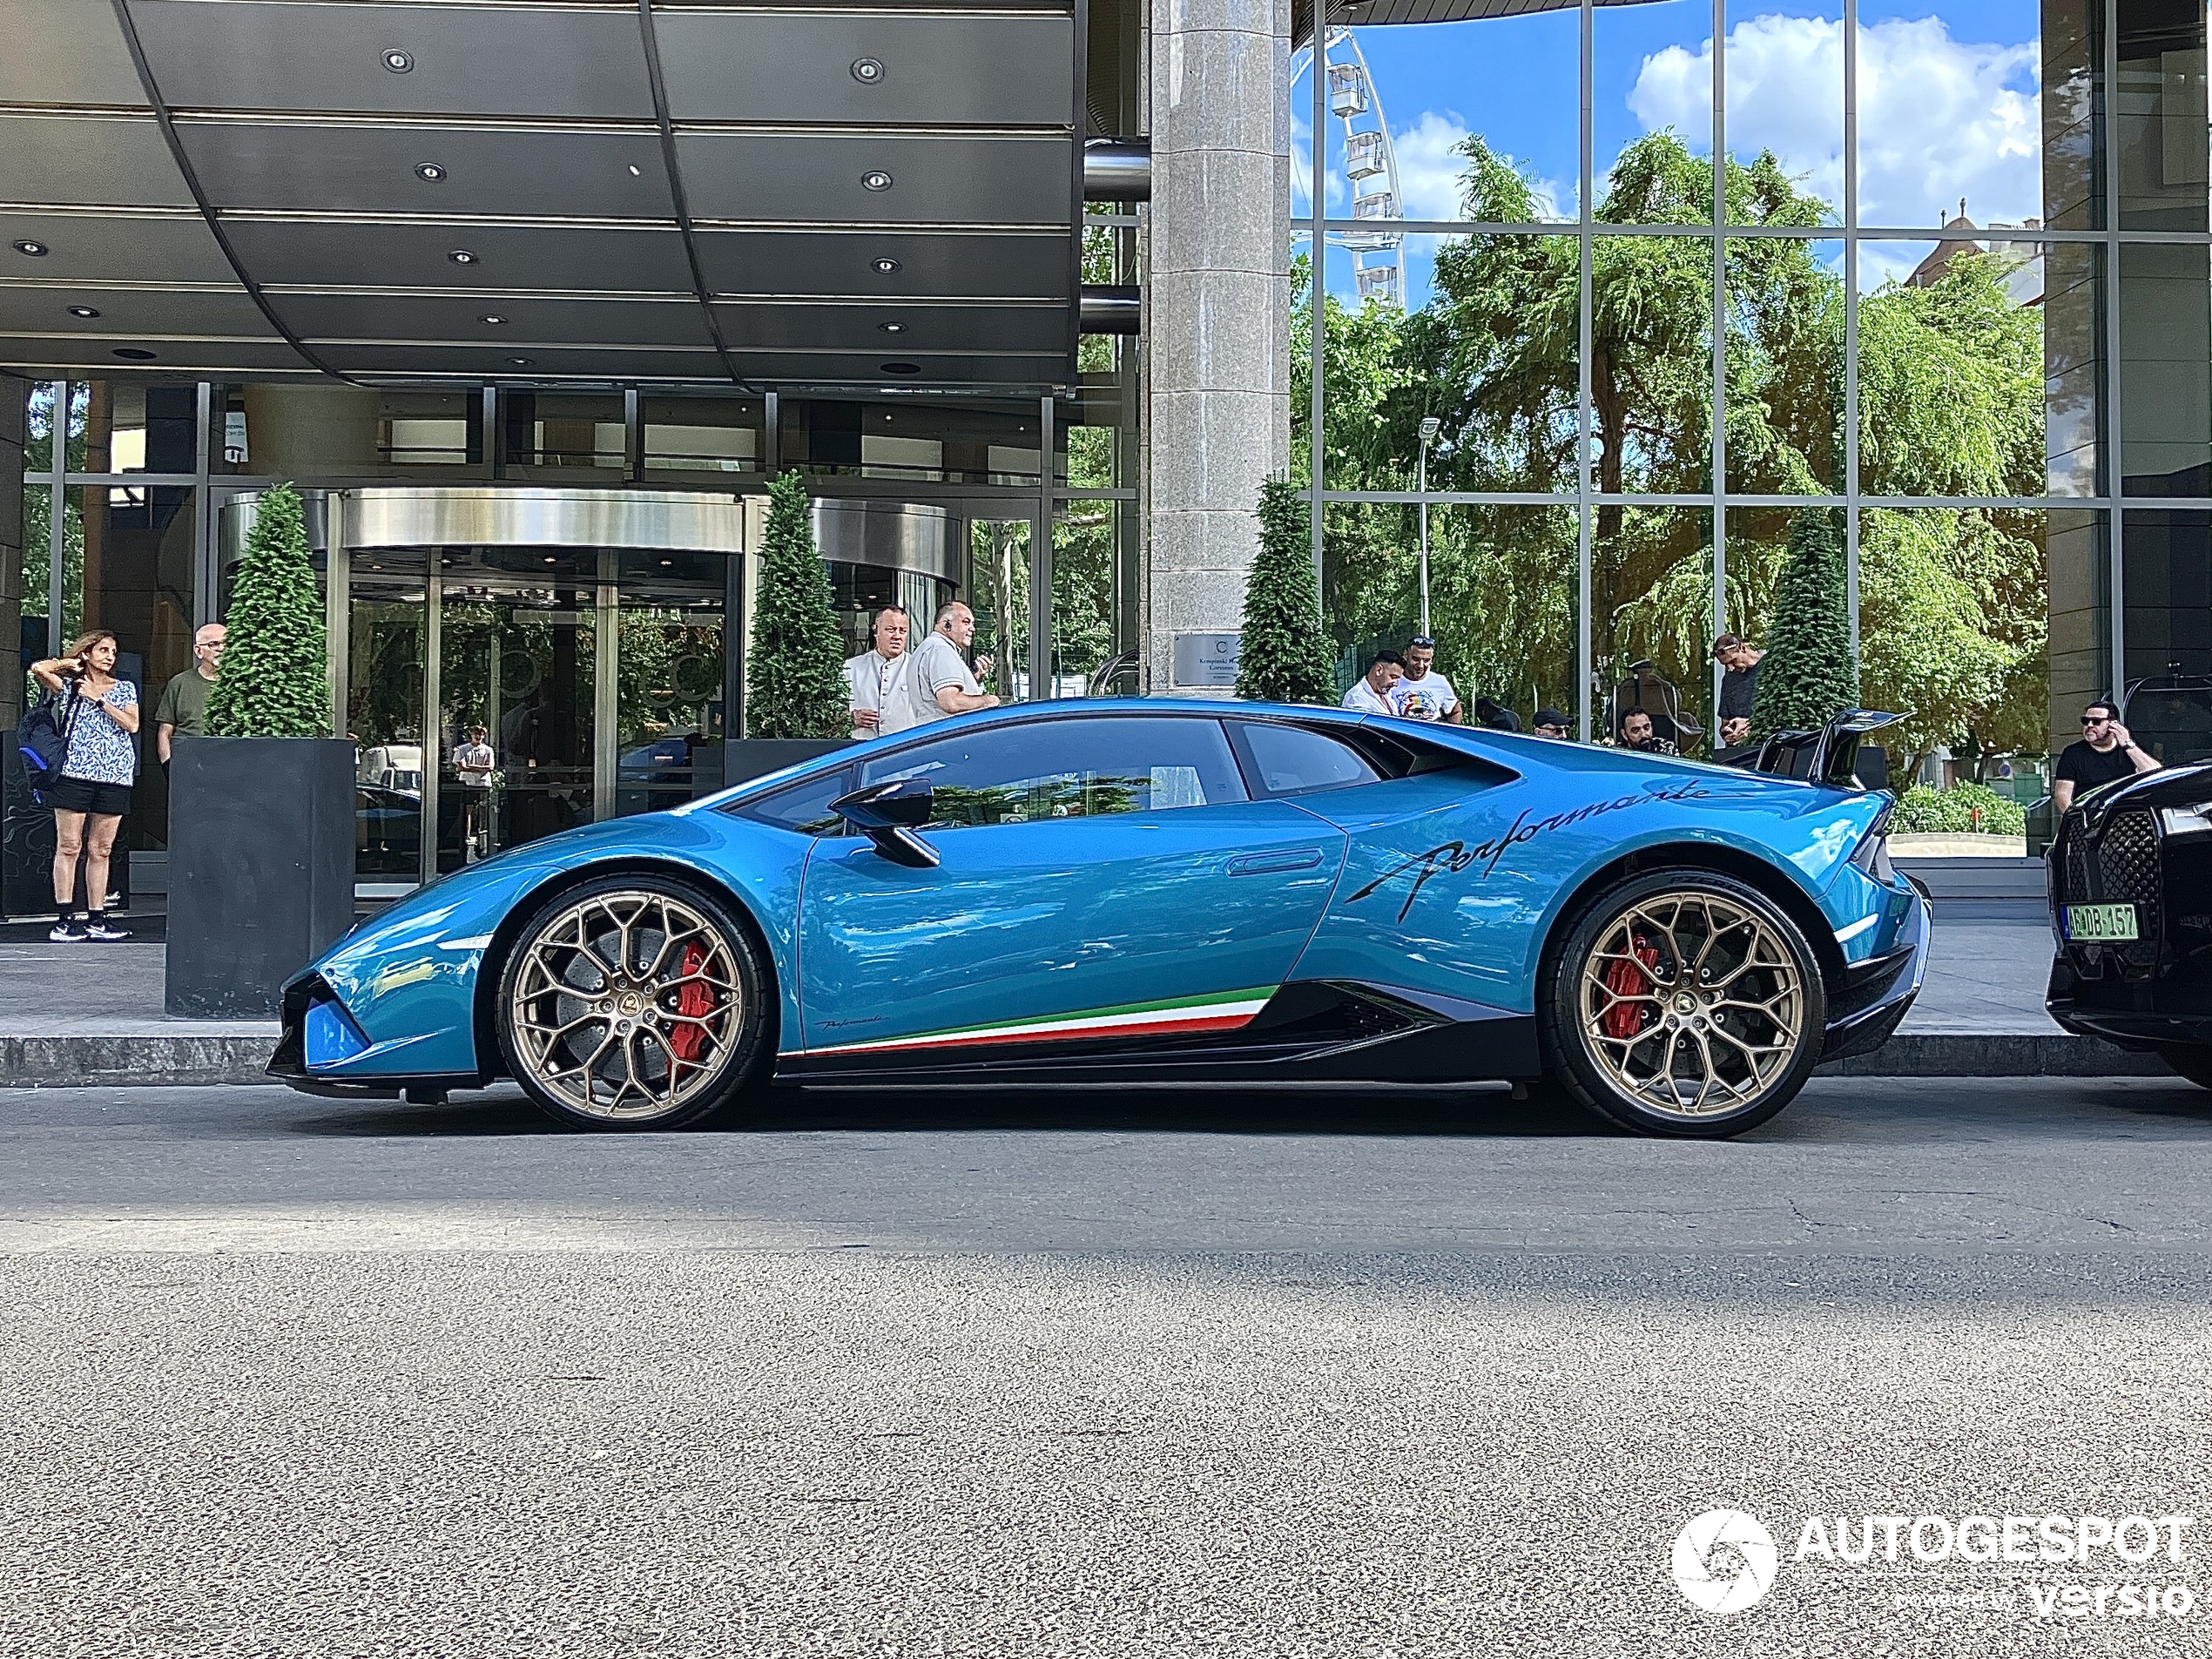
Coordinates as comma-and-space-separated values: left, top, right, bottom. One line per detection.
433, 551, 602, 874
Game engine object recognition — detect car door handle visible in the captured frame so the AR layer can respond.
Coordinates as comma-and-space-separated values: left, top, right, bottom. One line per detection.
1226, 847, 1326, 876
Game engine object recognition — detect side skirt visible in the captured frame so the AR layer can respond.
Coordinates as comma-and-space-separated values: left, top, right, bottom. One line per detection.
772, 981, 1540, 1088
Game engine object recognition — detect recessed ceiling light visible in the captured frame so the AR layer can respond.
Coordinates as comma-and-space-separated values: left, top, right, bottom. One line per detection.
543, 556, 558, 563
382, 48, 414, 72
112, 347, 157, 361
659, 558, 673, 567
12, 239, 49, 257
507, 356, 534, 366
861, 170, 894, 192
480, 314, 507, 325
872, 257, 901, 274
851, 57, 884, 84
66, 304, 100, 319
448, 248, 477, 265
879, 361, 920, 375
628, 164, 642, 177
879, 320, 905, 334
415, 162, 447, 182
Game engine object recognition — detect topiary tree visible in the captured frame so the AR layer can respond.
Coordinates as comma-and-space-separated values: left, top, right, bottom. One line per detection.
1750, 505, 1858, 739
745, 472, 850, 738
206, 482, 331, 738
1236, 476, 1334, 704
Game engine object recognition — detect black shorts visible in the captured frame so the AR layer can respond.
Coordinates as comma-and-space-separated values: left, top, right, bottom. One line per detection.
47, 777, 132, 817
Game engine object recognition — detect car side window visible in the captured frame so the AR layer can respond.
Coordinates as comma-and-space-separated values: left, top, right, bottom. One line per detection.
734, 765, 852, 836
1229, 720, 1384, 798
858, 716, 1247, 831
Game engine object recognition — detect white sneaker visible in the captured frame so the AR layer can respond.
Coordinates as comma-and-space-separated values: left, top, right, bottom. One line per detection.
49, 919, 86, 942
84, 920, 132, 942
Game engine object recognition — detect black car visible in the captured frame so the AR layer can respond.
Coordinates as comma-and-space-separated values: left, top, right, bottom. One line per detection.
2045, 761, 2212, 1089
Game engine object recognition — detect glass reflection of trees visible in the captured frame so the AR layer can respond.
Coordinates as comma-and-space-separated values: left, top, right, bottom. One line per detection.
1305, 129, 2048, 764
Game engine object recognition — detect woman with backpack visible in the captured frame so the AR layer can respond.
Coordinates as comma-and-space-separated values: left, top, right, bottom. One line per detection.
29, 631, 139, 941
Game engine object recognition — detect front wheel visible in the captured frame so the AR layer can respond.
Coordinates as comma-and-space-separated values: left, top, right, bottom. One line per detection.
496, 876, 770, 1130
1540, 869, 1827, 1138
2161, 1046, 2212, 1091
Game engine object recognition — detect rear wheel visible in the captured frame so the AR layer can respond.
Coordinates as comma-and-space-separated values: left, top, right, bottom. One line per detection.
2161, 1046, 2212, 1091
496, 876, 769, 1130
1540, 869, 1827, 1138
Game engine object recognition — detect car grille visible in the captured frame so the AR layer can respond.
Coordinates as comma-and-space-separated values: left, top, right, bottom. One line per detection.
2065, 809, 2161, 976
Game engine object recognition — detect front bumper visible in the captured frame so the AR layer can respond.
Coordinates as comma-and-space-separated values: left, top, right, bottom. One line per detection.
268, 973, 482, 1098
1820, 888, 1930, 1062
2046, 957, 2212, 1051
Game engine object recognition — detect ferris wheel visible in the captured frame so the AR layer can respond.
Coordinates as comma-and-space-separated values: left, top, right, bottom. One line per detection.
1290, 27, 1406, 307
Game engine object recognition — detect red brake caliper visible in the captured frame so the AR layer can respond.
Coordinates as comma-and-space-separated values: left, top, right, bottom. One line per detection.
666, 941, 717, 1069
1601, 933, 1662, 1040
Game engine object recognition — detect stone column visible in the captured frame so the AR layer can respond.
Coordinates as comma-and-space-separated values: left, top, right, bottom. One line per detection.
0, 375, 25, 732
1143, 0, 1291, 693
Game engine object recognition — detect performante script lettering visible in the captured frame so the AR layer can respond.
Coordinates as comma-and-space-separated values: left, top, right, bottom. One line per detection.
1346, 779, 1717, 921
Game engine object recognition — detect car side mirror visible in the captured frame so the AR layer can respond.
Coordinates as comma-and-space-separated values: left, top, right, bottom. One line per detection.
831, 779, 940, 868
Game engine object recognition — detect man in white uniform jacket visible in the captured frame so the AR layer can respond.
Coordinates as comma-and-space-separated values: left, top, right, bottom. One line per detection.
843, 607, 915, 738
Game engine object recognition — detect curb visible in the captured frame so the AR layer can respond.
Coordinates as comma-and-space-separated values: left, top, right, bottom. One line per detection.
0, 1035, 279, 1088
0, 1033, 2178, 1088
1817, 1033, 2168, 1078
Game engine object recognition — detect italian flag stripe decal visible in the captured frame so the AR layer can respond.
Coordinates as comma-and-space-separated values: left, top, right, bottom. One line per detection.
808, 986, 1277, 1057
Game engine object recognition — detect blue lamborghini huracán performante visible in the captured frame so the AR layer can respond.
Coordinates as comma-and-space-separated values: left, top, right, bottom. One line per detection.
271, 699, 1928, 1139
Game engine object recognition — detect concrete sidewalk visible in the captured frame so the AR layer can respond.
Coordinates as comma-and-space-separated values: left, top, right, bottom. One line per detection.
0, 902, 2168, 1086
0, 943, 279, 1086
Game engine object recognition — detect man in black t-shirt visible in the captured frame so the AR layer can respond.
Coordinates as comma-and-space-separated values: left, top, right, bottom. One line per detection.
2052, 698, 2161, 813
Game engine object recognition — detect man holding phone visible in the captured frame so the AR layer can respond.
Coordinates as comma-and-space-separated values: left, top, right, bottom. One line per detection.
2052, 699, 2161, 813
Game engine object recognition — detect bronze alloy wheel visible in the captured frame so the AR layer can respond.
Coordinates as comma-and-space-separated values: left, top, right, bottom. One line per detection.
504, 886, 749, 1125
1539, 869, 1827, 1136
1575, 888, 1807, 1119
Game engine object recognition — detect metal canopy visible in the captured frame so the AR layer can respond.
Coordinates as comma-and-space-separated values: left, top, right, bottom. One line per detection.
0, 0, 1083, 394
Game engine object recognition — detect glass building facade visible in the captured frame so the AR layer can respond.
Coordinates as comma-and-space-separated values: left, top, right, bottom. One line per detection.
1294, 0, 2210, 771
7, 365, 1141, 881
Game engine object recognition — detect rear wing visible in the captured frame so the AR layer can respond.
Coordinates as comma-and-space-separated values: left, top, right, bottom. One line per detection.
1730, 709, 1906, 790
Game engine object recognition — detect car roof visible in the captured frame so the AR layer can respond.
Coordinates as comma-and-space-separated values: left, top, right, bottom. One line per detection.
692, 696, 1858, 813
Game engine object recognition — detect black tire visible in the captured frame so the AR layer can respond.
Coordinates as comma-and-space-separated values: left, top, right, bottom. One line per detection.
2161, 1046, 2212, 1091
1538, 868, 1828, 1139
496, 874, 771, 1131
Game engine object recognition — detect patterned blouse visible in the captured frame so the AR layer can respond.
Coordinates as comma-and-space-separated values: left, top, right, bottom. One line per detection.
62, 679, 139, 786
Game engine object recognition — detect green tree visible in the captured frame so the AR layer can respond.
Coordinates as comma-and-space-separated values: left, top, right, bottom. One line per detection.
744, 472, 848, 738
1236, 477, 1335, 704
1750, 507, 1857, 738
1297, 132, 2047, 761
206, 482, 331, 738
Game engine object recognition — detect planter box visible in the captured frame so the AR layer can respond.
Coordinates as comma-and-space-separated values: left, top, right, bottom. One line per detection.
724, 738, 853, 789
165, 737, 355, 1017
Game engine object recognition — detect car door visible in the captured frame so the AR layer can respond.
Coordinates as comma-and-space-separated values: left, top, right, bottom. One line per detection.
797, 713, 1347, 1061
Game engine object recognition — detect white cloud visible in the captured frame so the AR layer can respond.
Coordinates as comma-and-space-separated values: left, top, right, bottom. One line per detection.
1393, 111, 1573, 222
1626, 15, 2041, 231
1393, 110, 1477, 220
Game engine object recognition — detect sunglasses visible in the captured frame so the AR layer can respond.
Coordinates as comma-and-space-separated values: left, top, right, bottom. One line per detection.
2082, 715, 2111, 726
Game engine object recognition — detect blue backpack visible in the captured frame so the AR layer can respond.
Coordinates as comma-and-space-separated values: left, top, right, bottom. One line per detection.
17, 685, 80, 806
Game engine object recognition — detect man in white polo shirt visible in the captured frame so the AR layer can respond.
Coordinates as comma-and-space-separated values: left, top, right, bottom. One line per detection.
843, 606, 914, 738
1341, 648, 1405, 715
905, 601, 1001, 728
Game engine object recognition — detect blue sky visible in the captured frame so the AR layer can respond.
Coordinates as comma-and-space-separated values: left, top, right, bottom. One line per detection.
1296, 0, 2044, 307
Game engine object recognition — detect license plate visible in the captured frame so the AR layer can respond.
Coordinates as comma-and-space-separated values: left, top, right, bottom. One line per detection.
2066, 903, 2139, 941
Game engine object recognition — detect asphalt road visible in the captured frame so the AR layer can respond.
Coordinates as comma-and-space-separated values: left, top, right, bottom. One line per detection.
4, 1074, 2212, 1657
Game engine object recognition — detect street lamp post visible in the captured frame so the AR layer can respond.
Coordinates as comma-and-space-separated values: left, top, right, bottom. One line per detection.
1417, 416, 1441, 634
